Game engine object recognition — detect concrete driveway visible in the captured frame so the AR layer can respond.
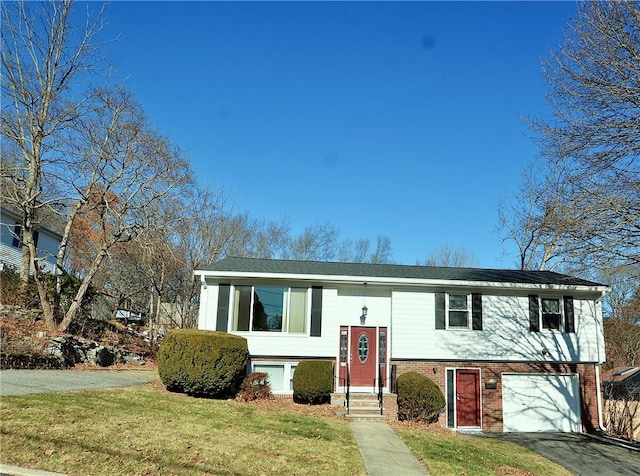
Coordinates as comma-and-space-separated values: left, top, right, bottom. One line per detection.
0, 369, 158, 396
482, 432, 640, 476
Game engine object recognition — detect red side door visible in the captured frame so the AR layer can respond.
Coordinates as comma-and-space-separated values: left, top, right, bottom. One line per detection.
349, 327, 377, 387
456, 369, 481, 427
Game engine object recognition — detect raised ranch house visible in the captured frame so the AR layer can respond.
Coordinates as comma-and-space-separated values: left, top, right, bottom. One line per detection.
195, 257, 608, 433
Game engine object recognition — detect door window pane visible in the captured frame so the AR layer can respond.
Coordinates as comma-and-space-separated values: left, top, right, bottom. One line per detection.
340, 330, 348, 364
357, 333, 369, 363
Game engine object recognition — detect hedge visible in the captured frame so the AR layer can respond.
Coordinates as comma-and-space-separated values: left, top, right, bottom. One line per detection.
397, 371, 445, 423
158, 329, 249, 397
292, 360, 333, 404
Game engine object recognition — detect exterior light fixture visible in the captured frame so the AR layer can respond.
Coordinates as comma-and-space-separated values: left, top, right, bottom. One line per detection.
360, 305, 368, 325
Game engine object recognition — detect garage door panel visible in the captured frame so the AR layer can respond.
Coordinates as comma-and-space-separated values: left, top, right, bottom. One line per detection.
502, 374, 580, 433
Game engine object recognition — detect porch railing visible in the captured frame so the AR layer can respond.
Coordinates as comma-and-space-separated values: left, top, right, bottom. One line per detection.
343, 364, 350, 415
377, 364, 384, 415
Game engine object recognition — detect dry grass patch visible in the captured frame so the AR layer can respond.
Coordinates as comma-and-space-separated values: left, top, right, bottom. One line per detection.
0, 383, 364, 476
393, 422, 572, 476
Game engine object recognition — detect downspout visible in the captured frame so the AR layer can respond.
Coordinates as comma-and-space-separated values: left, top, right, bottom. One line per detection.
595, 364, 607, 432
594, 290, 608, 433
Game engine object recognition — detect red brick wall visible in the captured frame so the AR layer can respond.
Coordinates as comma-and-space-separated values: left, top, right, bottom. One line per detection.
391, 360, 601, 432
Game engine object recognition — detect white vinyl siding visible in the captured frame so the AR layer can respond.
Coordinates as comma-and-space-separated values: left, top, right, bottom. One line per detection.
392, 292, 604, 363
197, 283, 604, 364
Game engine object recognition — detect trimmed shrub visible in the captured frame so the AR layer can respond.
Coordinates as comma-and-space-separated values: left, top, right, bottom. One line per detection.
292, 360, 333, 404
158, 329, 249, 397
236, 372, 273, 402
397, 371, 445, 423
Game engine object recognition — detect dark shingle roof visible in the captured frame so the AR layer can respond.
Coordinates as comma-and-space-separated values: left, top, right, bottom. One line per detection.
197, 257, 604, 287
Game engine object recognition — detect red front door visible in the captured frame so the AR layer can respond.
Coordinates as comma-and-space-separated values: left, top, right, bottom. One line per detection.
456, 369, 481, 427
350, 327, 377, 387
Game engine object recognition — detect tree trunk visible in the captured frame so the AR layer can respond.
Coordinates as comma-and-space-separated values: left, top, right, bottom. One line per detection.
58, 249, 108, 332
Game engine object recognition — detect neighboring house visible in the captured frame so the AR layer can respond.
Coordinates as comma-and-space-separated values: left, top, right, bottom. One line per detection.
195, 257, 608, 433
115, 309, 147, 324
602, 366, 640, 400
0, 206, 61, 275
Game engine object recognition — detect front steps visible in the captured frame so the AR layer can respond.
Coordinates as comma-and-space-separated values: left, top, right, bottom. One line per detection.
332, 392, 395, 420
349, 393, 383, 419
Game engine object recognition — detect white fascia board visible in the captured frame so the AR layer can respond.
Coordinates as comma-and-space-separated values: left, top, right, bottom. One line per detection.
193, 269, 609, 296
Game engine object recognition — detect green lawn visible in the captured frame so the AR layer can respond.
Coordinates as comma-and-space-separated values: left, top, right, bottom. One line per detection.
0, 383, 364, 476
1, 380, 572, 476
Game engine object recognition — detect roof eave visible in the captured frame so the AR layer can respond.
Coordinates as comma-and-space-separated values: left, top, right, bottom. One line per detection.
194, 269, 609, 295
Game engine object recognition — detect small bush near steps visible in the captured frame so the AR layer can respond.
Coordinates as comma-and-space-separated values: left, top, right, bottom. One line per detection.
397, 371, 445, 423
292, 360, 333, 404
236, 372, 273, 402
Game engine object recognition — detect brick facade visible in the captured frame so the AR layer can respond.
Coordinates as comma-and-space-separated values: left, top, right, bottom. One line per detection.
392, 360, 601, 432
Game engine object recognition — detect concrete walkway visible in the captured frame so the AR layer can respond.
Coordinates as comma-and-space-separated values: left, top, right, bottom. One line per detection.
0, 464, 65, 476
350, 421, 429, 476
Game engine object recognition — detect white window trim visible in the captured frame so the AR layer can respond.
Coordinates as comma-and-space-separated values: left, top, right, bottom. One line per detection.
229, 284, 311, 335
446, 292, 472, 330
251, 361, 298, 394
539, 296, 564, 332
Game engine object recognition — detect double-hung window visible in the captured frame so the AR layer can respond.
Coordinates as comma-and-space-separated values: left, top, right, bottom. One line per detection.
529, 295, 575, 333
232, 285, 308, 333
448, 294, 470, 329
541, 297, 562, 331
436, 292, 483, 330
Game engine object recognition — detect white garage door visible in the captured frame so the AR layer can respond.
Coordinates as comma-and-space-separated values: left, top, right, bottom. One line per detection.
502, 373, 581, 432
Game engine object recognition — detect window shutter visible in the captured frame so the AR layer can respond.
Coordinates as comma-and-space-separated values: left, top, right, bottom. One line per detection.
435, 292, 446, 329
472, 293, 483, 330
216, 284, 230, 332
529, 295, 540, 332
563, 296, 575, 333
310, 286, 322, 337
12, 223, 21, 248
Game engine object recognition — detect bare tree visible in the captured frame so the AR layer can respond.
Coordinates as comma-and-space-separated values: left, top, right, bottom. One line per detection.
422, 245, 475, 268
281, 223, 339, 261
55, 87, 191, 331
498, 163, 590, 271
1, 0, 108, 284
338, 235, 393, 264
2, 0, 192, 333
527, 0, 640, 274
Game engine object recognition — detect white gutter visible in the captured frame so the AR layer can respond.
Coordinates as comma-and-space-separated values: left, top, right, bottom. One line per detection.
595, 365, 607, 432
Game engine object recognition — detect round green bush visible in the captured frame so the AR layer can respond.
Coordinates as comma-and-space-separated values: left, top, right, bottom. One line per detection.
292, 360, 334, 404
157, 329, 249, 397
396, 371, 445, 423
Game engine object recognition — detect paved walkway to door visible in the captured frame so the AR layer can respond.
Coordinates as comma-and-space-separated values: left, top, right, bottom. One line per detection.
350, 421, 429, 476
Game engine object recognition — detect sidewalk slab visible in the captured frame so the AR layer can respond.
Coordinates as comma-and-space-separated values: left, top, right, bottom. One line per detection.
350, 421, 428, 476
0, 464, 65, 476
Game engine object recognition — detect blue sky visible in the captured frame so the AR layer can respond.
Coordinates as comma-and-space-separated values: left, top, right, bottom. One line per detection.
97, 1, 578, 268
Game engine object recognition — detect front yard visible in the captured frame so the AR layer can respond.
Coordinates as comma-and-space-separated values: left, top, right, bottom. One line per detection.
0, 379, 571, 476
